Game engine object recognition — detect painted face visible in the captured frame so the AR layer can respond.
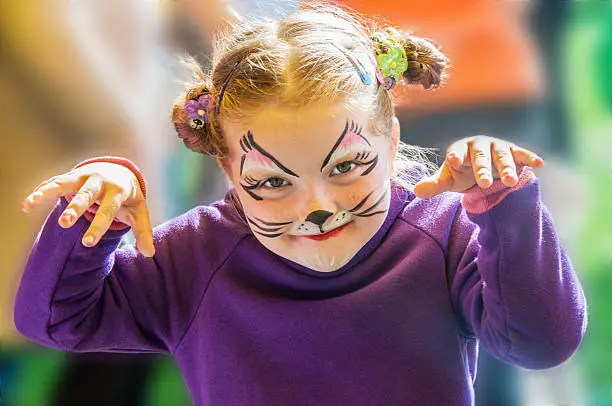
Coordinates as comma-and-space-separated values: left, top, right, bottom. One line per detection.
221, 102, 398, 272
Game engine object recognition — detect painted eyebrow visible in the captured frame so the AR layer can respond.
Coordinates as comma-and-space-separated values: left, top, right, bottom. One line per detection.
239, 131, 299, 178
321, 120, 371, 172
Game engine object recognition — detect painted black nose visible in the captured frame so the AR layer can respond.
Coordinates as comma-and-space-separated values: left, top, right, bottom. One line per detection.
305, 210, 333, 226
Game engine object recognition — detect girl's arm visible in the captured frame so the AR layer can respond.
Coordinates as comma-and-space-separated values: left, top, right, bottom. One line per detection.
14, 197, 225, 354
446, 172, 587, 369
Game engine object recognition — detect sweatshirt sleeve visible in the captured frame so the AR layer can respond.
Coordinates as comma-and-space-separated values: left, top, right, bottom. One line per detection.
446, 172, 588, 369
14, 197, 216, 354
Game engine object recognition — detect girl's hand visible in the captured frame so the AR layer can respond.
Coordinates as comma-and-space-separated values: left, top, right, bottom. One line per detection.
21, 162, 155, 257
414, 136, 545, 198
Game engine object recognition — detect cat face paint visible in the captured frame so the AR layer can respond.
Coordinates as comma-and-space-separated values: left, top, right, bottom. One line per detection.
239, 131, 299, 201
222, 102, 397, 272
320, 121, 379, 177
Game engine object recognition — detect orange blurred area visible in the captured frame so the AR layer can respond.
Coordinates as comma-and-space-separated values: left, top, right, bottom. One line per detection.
345, 0, 545, 112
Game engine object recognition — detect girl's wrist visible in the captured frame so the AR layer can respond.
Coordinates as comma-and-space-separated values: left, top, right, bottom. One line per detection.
72, 156, 147, 198
461, 166, 536, 213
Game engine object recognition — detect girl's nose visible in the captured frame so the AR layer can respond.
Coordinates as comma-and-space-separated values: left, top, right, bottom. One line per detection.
299, 184, 338, 223
305, 210, 333, 226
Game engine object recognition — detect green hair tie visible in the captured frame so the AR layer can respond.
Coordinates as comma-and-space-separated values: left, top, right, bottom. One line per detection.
373, 33, 408, 90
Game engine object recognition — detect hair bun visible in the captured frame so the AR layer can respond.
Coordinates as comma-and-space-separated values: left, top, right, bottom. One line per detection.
171, 86, 217, 156
174, 123, 217, 156
401, 36, 448, 90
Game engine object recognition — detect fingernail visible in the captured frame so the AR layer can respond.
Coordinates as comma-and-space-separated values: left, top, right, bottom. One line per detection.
83, 234, 95, 246
502, 169, 516, 179
478, 170, 490, 180
61, 213, 73, 225
480, 174, 492, 184
63, 209, 77, 223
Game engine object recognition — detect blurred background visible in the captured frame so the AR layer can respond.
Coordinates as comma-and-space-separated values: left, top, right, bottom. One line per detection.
0, 0, 610, 405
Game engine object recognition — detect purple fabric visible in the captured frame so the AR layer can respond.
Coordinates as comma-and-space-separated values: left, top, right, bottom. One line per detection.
14, 169, 587, 406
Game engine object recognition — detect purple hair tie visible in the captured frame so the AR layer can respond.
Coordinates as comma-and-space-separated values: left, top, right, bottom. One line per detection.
182, 61, 239, 131
185, 94, 212, 130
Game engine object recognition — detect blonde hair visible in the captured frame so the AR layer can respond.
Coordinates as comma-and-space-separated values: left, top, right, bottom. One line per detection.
171, 2, 448, 190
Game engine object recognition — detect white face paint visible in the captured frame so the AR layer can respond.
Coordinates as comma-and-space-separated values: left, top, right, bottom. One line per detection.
221, 101, 397, 272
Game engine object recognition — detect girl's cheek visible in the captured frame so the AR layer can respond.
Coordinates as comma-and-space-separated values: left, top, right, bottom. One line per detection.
244, 199, 293, 221
345, 181, 376, 208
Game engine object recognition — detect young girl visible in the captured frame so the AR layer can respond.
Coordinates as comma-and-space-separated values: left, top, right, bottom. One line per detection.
15, 4, 586, 405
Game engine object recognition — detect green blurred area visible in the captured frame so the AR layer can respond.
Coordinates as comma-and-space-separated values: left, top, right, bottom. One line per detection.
570, 2, 612, 406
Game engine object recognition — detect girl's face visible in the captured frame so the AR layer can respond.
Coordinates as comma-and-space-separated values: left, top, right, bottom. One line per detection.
220, 102, 399, 272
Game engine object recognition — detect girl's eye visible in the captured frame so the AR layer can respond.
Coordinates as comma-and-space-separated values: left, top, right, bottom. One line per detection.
331, 161, 357, 176
262, 177, 289, 188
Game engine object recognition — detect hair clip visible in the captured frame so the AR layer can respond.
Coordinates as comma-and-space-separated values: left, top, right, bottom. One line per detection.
185, 94, 212, 130
330, 41, 373, 86
216, 61, 240, 116
372, 32, 408, 90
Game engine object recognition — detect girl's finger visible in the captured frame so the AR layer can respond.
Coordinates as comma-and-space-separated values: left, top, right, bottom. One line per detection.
131, 201, 155, 257
413, 163, 454, 198
82, 188, 123, 247
30, 176, 59, 195
491, 141, 518, 187
29, 170, 83, 198
60, 176, 104, 229
445, 140, 469, 169
22, 173, 81, 213
510, 144, 545, 168
469, 138, 493, 188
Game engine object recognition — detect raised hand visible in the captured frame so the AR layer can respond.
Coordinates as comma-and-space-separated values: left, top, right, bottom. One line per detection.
21, 162, 155, 257
414, 136, 545, 199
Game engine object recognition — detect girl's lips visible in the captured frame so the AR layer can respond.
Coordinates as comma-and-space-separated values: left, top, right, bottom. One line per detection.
303, 223, 349, 241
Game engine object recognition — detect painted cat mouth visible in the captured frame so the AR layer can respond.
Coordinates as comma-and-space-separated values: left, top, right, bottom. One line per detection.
302, 223, 350, 241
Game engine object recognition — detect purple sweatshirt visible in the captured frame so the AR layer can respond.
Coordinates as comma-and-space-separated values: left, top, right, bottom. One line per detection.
14, 166, 587, 406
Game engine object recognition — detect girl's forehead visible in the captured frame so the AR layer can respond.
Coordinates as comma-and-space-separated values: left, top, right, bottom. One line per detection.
224, 103, 372, 149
